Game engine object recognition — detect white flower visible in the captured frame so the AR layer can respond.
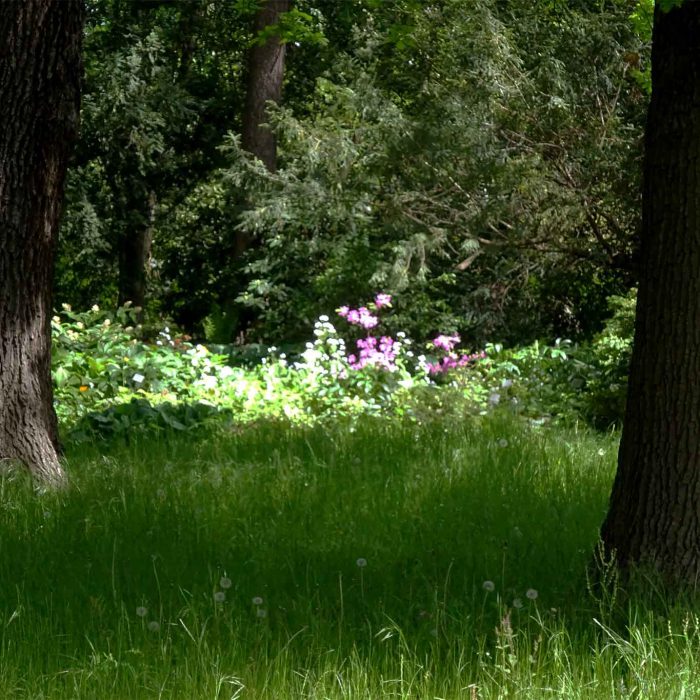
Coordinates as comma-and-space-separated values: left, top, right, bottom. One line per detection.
214, 591, 226, 603
132, 373, 145, 384
318, 314, 329, 322
482, 580, 495, 592
252, 596, 263, 606
219, 576, 232, 589
526, 588, 538, 600
147, 621, 160, 632
201, 374, 218, 390
513, 598, 523, 609
136, 606, 148, 618
497, 438, 508, 448
91, 304, 100, 312
220, 365, 234, 379
356, 558, 368, 568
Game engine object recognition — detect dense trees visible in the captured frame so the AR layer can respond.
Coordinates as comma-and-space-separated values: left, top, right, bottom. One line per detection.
0, 0, 83, 483
601, 0, 700, 584
57, 0, 647, 346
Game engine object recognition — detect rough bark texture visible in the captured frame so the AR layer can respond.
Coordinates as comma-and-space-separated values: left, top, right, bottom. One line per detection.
601, 2, 700, 583
0, 0, 83, 484
241, 0, 290, 174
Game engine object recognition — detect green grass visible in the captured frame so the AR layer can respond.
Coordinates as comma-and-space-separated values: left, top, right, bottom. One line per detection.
1, 415, 700, 698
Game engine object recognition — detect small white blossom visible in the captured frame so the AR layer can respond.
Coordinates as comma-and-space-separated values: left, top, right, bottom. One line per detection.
252, 596, 263, 606
498, 438, 508, 448
136, 606, 148, 617
220, 576, 232, 589
147, 620, 160, 632
318, 314, 329, 322
91, 304, 100, 312
482, 580, 495, 592
356, 558, 368, 568
214, 591, 226, 603
526, 588, 538, 600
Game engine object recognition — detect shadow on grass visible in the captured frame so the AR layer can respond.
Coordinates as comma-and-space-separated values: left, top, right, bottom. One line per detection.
0, 414, 629, 670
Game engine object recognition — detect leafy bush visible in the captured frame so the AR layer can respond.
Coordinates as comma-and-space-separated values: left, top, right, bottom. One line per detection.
52, 290, 636, 441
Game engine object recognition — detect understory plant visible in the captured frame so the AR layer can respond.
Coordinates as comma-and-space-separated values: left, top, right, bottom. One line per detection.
51, 290, 635, 440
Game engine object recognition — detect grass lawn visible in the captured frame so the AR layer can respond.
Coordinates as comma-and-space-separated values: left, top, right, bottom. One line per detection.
1, 415, 698, 698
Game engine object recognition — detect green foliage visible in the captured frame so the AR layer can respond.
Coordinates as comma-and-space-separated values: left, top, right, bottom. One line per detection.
52, 289, 637, 441
573, 289, 636, 428
165, 0, 644, 345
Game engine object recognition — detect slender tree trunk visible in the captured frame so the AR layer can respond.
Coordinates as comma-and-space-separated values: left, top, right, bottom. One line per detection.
241, 0, 290, 174
118, 191, 156, 313
601, 2, 700, 583
0, 0, 83, 484
232, 0, 290, 337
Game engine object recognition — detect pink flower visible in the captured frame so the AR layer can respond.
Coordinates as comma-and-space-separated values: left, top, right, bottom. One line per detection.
337, 306, 350, 318
374, 293, 392, 309
432, 334, 461, 352
346, 309, 360, 324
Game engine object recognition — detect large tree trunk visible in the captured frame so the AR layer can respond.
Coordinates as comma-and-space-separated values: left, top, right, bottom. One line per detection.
601, 2, 700, 583
241, 0, 290, 174
0, 0, 83, 485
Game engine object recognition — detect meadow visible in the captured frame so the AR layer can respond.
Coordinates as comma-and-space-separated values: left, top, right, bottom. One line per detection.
3, 414, 699, 699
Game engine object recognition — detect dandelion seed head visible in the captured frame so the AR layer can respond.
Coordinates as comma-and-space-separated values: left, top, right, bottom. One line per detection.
526, 588, 538, 600
513, 598, 523, 609
252, 596, 264, 606
256, 608, 267, 618
214, 591, 226, 603
356, 557, 368, 568
219, 576, 232, 589
147, 620, 160, 632
482, 580, 495, 592
498, 438, 508, 448
136, 606, 148, 618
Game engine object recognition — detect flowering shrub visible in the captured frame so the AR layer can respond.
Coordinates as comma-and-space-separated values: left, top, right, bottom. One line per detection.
52, 291, 630, 440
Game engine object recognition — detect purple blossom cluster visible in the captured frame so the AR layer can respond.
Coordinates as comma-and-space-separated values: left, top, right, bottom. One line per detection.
426, 350, 486, 375
337, 294, 392, 330
337, 294, 398, 370
427, 332, 485, 375
431, 334, 461, 352
335, 293, 485, 377
348, 335, 400, 371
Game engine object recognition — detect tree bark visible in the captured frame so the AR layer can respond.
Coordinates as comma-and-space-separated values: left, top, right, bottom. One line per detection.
118, 191, 156, 313
241, 0, 290, 174
0, 0, 83, 485
601, 2, 700, 583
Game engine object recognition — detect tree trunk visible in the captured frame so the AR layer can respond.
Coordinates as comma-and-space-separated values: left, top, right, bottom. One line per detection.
118, 191, 156, 313
601, 2, 700, 583
241, 0, 290, 174
0, 0, 83, 485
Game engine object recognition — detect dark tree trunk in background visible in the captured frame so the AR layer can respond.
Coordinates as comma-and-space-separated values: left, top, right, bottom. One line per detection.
0, 0, 83, 484
601, 2, 700, 583
241, 0, 290, 174
118, 191, 156, 313
233, 0, 290, 335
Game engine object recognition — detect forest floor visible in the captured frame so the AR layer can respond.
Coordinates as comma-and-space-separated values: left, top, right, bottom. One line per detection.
0, 416, 696, 698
